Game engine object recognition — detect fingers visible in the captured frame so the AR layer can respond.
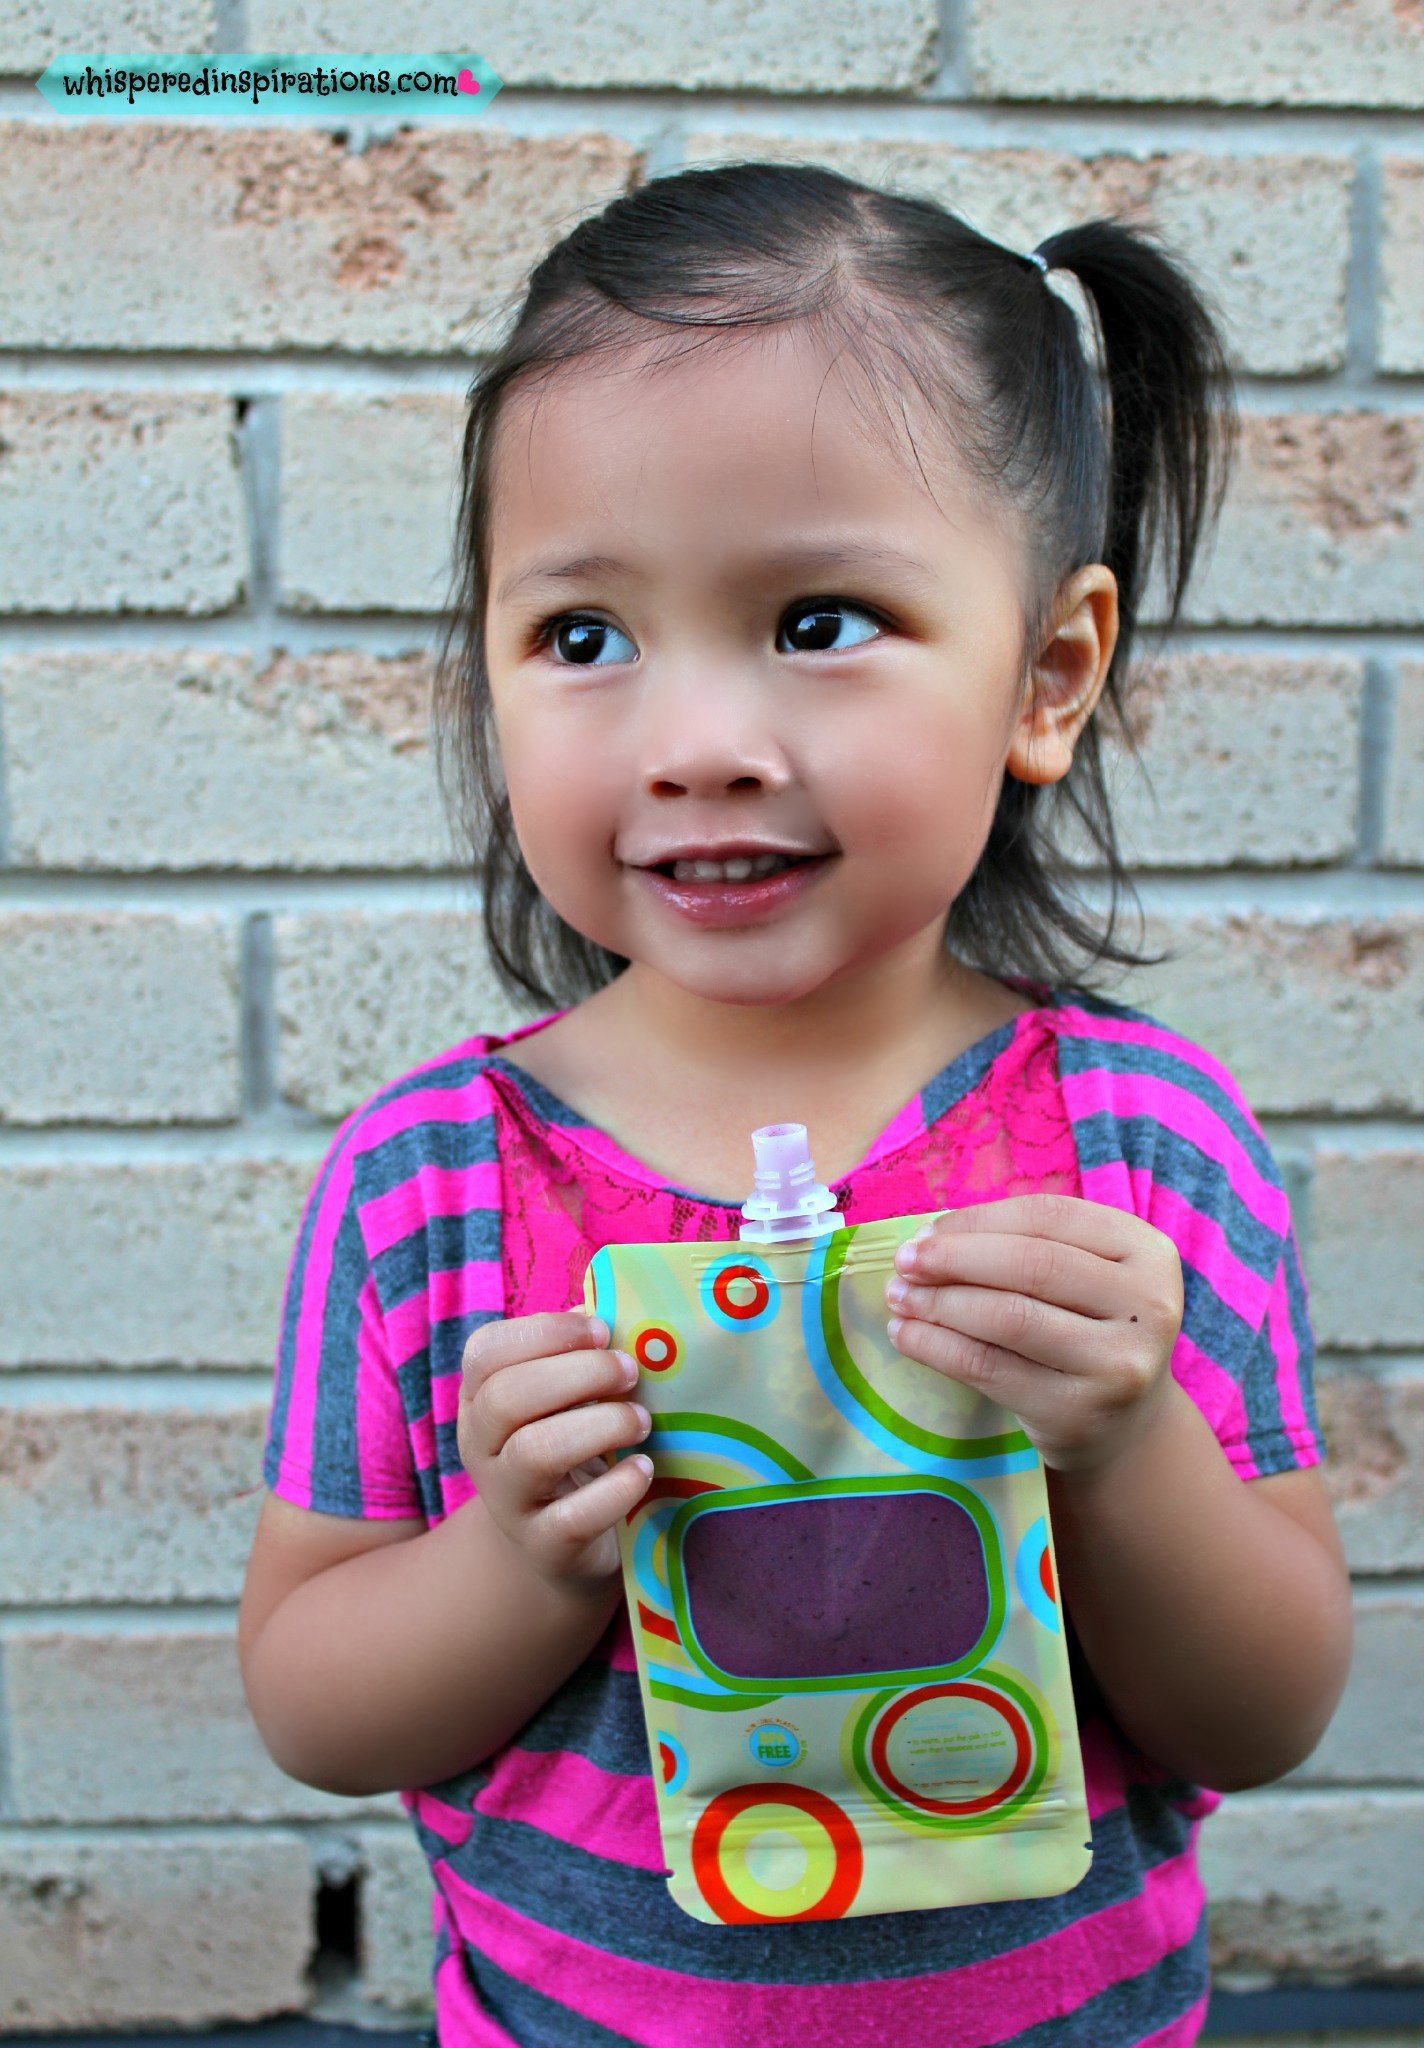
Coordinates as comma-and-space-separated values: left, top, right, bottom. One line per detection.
467, 1334, 638, 1459
888, 1274, 1096, 1374
533, 1453, 655, 1566
913, 1192, 1134, 1260
461, 1309, 609, 1395
504, 1395, 652, 1501
891, 1229, 1115, 1322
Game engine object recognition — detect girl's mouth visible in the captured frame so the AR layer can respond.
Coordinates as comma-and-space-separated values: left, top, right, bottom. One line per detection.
632, 853, 838, 928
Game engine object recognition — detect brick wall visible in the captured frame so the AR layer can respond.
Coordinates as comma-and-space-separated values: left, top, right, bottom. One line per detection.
0, 0, 1421, 2031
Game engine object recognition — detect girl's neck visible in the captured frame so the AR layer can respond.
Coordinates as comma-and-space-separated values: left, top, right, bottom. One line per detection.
574, 949, 1033, 1103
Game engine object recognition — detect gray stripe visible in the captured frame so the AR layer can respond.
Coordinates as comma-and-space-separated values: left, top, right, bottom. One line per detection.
430, 1784, 1190, 1984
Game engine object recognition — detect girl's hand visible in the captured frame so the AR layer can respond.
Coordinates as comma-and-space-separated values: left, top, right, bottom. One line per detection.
458, 1310, 654, 1596
884, 1192, 1185, 1476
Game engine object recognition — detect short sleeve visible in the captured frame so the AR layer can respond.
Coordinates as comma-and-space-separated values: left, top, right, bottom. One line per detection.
262, 1115, 423, 1520
1055, 995, 1326, 1485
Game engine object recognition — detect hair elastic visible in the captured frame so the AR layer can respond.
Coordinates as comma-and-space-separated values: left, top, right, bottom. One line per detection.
1027, 248, 1050, 277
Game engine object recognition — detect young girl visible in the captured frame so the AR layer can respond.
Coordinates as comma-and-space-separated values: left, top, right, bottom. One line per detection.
239, 161, 1353, 2047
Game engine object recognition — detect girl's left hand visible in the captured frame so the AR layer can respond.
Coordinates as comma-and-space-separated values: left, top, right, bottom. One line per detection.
884, 1192, 1185, 1477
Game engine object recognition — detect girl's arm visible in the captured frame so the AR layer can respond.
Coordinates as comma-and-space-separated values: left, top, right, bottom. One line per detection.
239, 1489, 622, 1798
885, 1191, 1353, 1793
1042, 1381, 1351, 1791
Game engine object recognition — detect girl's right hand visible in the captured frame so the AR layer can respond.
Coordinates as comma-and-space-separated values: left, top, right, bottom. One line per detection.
457, 1310, 654, 1597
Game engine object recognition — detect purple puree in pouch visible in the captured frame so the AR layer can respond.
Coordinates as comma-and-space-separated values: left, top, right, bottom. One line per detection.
682, 1489, 990, 1680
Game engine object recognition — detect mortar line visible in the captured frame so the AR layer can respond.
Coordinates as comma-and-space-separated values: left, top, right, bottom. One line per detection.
1356, 656, 1396, 867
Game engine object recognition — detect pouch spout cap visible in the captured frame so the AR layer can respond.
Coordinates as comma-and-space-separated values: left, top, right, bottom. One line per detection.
739, 1122, 840, 1242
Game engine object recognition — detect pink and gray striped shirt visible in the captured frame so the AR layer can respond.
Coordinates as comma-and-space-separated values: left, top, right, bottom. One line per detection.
261, 974, 1323, 2046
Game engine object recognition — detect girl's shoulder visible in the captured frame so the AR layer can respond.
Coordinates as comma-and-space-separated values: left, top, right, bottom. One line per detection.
300, 1021, 554, 1218
1040, 980, 1296, 1261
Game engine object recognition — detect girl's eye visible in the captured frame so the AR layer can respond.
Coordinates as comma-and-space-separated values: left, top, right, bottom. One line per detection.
777, 599, 883, 655
532, 598, 884, 667
536, 614, 637, 667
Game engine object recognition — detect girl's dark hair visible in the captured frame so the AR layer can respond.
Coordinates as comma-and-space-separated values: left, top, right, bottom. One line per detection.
432, 159, 1238, 1011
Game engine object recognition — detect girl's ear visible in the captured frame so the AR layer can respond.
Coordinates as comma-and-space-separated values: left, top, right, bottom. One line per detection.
1006, 566, 1120, 786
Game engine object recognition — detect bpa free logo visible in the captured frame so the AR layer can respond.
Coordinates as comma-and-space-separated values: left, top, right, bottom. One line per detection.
746, 1719, 806, 1769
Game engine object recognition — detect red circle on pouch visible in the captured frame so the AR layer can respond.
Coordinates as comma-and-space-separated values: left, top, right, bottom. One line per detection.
869, 1682, 1032, 1816
635, 1325, 679, 1371
691, 1783, 863, 1923
711, 1265, 770, 1319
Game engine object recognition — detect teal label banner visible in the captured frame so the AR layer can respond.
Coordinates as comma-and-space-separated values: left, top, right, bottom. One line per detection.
36, 53, 503, 117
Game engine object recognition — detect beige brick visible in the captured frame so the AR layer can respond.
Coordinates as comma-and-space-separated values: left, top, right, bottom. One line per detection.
3, 1625, 402, 1822
0, 391, 243, 615
0, 125, 638, 355
280, 394, 463, 612
1381, 160, 1424, 375
0, 911, 241, 1125
0, 647, 453, 871
274, 909, 535, 1116
0, 1398, 267, 1602
1183, 414, 1424, 628
1310, 1152, 1424, 1349
1107, 913, 1424, 1116
354, 1823, 436, 2017
1286, 1592, 1424, 1785
969, 0, 1424, 107
1202, 1794, 1424, 1974
250, 0, 938, 93
1318, 1362, 1424, 1575
687, 135, 1352, 375
0, 5, 214, 73
1382, 661, 1424, 867
1065, 652, 1361, 868
0, 1828, 311, 2026
0, 1155, 312, 1365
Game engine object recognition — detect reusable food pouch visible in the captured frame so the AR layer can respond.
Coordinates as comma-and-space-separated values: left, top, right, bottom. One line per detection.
581, 1123, 1093, 1926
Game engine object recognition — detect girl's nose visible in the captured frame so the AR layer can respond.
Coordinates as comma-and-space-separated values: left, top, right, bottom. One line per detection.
637, 665, 795, 798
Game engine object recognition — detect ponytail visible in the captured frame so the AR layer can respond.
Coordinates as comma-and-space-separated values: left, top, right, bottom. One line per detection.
1032, 216, 1238, 696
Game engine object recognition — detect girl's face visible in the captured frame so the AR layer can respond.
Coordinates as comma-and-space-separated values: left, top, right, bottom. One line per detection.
483, 325, 1071, 1019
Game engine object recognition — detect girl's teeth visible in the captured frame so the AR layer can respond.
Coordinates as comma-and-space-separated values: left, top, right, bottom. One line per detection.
671, 852, 798, 883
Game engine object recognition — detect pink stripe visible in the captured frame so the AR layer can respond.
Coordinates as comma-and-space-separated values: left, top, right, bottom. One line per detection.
436, 1845, 1205, 2048
282, 1132, 362, 1511
1139, 1990, 1210, 2045
416, 1787, 477, 1846
1141, 1179, 1273, 1330
433, 1368, 463, 1426
441, 1465, 477, 1515
474, 1746, 667, 1872
354, 1270, 421, 1512
385, 1258, 501, 1363
1055, 1003, 1268, 1132
411, 1406, 436, 1468
351, 1071, 505, 1155
1266, 1233, 1316, 1459
362, 1158, 502, 1260
434, 1942, 525, 2048
1171, 1325, 1254, 1468
1058, 1039, 1288, 1241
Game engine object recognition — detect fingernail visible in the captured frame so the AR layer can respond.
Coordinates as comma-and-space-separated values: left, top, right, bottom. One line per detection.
587, 1315, 611, 1346
886, 1276, 910, 1307
887, 1316, 904, 1344
631, 1403, 651, 1433
913, 1221, 936, 1241
894, 1242, 921, 1273
616, 1350, 638, 1383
